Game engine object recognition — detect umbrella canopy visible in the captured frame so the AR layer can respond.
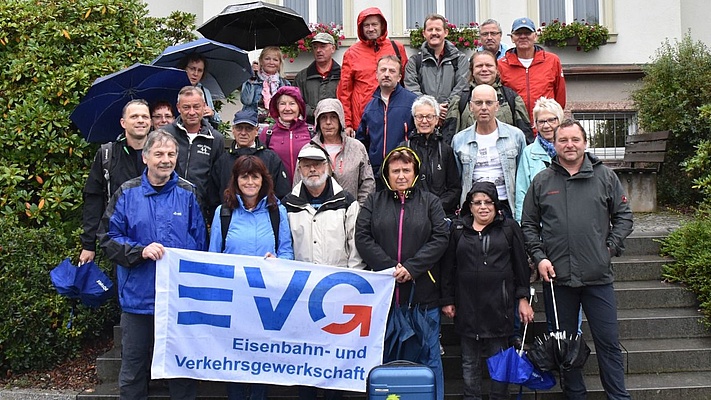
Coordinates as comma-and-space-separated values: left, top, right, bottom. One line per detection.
383, 284, 438, 364
198, 1, 310, 50
70, 63, 191, 143
50, 258, 114, 308
151, 38, 251, 98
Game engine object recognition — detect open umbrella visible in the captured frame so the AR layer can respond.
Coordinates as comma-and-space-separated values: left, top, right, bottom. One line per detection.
197, 1, 311, 50
70, 63, 191, 143
151, 38, 251, 99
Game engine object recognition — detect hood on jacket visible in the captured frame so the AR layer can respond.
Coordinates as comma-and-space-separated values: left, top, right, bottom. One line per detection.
268, 86, 307, 120
356, 7, 388, 45
381, 146, 421, 195
314, 98, 346, 133
460, 181, 502, 217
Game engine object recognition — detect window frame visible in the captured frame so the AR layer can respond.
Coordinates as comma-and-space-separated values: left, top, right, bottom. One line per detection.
402, 0, 480, 31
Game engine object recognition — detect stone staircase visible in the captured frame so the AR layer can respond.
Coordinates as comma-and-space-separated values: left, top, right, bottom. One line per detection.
79, 231, 711, 399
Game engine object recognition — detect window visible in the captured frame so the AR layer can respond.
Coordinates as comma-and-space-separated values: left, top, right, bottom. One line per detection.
539, 0, 601, 24
284, 0, 342, 26
405, 0, 476, 30
574, 111, 637, 160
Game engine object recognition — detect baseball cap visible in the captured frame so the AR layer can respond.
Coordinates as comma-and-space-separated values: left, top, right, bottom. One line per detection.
511, 17, 536, 32
232, 109, 258, 126
311, 32, 335, 45
297, 144, 328, 161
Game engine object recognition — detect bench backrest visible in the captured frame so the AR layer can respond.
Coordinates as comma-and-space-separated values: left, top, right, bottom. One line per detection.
623, 131, 670, 167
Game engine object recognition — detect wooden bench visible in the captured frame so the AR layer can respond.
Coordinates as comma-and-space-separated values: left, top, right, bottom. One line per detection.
612, 131, 670, 212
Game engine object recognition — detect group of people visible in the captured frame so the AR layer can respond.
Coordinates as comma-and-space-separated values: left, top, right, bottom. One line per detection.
77, 7, 634, 400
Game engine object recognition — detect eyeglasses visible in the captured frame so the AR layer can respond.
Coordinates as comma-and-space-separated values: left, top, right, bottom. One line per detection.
471, 100, 497, 107
414, 114, 436, 122
536, 117, 559, 126
471, 200, 494, 207
151, 114, 174, 120
480, 31, 502, 37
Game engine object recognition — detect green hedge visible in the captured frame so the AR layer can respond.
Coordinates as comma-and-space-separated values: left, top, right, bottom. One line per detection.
660, 215, 711, 326
0, 221, 119, 374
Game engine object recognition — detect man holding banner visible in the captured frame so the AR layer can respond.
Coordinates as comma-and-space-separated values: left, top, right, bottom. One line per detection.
99, 129, 207, 400
283, 144, 364, 399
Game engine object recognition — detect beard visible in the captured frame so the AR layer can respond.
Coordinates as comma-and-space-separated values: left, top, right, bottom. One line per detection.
303, 170, 329, 190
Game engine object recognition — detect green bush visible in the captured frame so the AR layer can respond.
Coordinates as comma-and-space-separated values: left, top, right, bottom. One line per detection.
631, 33, 711, 207
660, 214, 711, 325
0, 221, 119, 374
0, 0, 195, 228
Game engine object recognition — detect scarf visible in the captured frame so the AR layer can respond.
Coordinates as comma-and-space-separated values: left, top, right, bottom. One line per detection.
258, 70, 281, 109
537, 134, 557, 158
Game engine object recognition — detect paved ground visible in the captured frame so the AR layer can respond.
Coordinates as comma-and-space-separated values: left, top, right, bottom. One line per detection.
0, 210, 692, 400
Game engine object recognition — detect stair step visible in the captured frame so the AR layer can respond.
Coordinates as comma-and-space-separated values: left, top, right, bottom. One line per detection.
615, 308, 709, 339
612, 254, 669, 281
623, 235, 663, 256
613, 280, 698, 309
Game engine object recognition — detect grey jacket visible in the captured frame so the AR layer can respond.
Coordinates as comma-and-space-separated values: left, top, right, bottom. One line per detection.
521, 153, 634, 287
404, 40, 469, 104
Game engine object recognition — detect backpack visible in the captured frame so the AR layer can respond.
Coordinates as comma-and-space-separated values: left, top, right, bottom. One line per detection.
220, 203, 280, 252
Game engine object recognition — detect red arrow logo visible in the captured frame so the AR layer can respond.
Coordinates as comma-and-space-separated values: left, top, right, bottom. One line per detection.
322, 305, 372, 336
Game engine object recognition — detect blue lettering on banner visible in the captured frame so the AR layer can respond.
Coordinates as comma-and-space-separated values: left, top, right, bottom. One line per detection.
179, 259, 234, 279
245, 267, 311, 331
308, 272, 374, 321
178, 285, 233, 302
177, 311, 231, 328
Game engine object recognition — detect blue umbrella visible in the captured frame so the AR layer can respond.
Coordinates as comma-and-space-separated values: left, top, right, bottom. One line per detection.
50, 258, 114, 308
151, 38, 251, 99
70, 63, 191, 143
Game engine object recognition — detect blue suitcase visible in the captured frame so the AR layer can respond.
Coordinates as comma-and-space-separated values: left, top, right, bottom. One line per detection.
367, 361, 436, 400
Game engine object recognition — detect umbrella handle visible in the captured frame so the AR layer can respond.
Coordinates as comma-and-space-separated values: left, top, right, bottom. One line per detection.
549, 280, 563, 351
518, 287, 537, 356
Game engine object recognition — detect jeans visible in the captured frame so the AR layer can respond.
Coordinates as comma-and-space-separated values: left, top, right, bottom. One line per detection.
543, 282, 584, 334
460, 336, 509, 400
552, 284, 631, 400
119, 313, 197, 400
226, 383, 268, 400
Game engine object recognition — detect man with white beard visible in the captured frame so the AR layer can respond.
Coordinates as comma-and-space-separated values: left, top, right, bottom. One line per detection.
282, 143, 365, 398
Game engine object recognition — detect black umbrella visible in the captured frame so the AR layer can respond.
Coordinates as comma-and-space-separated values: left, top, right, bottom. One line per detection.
528, 281, 591, 389
198, 1, 311, 50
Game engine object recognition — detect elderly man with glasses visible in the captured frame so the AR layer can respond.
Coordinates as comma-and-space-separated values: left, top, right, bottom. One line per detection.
476, 19, 510, 59
498, 17, 567, 123
451, 84, 526, 218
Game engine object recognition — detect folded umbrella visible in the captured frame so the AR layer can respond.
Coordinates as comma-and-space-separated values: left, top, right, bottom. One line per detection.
50, 258, 114, 308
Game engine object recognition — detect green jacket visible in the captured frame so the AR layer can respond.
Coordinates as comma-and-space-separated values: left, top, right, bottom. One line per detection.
294, 60, 341, 125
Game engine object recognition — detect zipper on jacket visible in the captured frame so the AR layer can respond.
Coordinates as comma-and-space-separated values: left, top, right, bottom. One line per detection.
382, 102, 389, 160
397, 194, 405, 263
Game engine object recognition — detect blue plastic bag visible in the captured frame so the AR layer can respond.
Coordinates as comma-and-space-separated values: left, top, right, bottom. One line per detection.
50, 258, 114, 308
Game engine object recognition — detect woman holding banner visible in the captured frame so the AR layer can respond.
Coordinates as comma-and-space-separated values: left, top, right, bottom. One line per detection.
208, 155, 294, 400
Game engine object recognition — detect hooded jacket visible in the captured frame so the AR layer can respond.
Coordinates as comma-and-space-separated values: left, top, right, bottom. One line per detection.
400, 130, 462, 217
293, 98, 375, 204
259, 86, 313, 185
498, 45, 567, 123
98, 170, 207, 314
294, 59, 341, 124
440, 182, 530, 339
356, 84, 417, 177
355, 147, 450, 307
337, 8, 408, 131
521, 153, 634, 287
283, 178, 364, 269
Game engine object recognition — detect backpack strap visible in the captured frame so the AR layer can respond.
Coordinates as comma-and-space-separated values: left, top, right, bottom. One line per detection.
263, 125, 275, 149
458, 88, 471, 114
100, 142, 113, 198
220, 204, 233, 252
268, 205, 280, 252
452, 221, 465, 246
390, 39, 405, 85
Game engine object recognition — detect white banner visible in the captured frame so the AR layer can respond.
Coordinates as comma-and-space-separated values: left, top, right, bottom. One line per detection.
151, 248, 395, 392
